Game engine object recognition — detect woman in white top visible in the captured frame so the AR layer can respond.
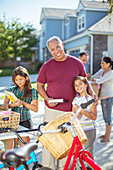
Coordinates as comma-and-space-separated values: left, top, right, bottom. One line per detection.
91, 56, 113, 144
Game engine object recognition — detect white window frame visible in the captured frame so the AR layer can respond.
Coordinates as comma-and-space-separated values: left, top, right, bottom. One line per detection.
78, 15, 85, 32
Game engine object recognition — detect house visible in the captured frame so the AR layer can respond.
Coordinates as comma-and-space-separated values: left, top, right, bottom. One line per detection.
39, 0, 113, 74
39, 8, 76, 62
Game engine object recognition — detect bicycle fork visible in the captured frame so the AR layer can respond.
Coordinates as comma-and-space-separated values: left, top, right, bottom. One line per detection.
79, 151, 102, 170
64, 136, 83, 170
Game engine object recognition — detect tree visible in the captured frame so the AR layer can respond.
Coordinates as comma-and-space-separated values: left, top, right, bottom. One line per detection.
108, 0, 113, 13
0, 17, 38, 66
0, 21, 11, 59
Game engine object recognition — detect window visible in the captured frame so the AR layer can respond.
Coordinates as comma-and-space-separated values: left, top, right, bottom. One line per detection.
78, 15, 85, 32
70, 49, 80, 54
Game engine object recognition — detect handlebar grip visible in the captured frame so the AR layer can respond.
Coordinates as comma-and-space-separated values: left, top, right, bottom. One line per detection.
80, 99, 95, 109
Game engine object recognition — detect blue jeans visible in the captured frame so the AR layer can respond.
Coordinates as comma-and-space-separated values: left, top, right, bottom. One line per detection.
101, 97, 113, 125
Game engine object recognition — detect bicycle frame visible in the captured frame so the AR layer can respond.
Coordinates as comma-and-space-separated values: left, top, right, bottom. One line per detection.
64, 132, 101, 170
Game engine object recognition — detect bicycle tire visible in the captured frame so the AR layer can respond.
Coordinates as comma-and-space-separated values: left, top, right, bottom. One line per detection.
32, 164, 52, 170
81, 154, 101, 170
32, 163, 42, 170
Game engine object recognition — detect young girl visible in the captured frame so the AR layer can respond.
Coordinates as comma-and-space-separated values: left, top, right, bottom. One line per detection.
4, 66, 38, 149
72, 76, 97, 157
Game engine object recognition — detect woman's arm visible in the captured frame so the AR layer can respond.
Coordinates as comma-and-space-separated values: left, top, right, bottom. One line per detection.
4, 94, 38, 112
4, 96, 22, 108
91, 69, 103, 79
87, 80, 98, 102
95, 71, 113, 84
21, 99, 38, 112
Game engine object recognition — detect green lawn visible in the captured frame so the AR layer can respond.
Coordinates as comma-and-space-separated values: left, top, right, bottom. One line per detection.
0, 68, 38, 77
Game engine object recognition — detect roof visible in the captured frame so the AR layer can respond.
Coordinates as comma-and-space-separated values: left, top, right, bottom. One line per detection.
40, 8, 76, 23
88, 14, 113, 33
81, 0, 109, 9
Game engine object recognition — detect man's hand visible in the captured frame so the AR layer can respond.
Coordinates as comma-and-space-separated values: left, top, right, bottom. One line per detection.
47, 98, 58, 107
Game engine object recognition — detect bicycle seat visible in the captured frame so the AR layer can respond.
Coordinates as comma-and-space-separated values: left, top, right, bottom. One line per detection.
1, 142, 38, 167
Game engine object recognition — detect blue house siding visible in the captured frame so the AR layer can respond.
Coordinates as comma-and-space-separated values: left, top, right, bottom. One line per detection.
45, 19, 62, 46
40, 19, 63, 49
77, 9, 85, 16
64, 21, 69, 39
64, 17, 77, 39
69, 17, 77, 37
86, 11, 107, 29
64, 36, 89, 49
39, 19, 63, 61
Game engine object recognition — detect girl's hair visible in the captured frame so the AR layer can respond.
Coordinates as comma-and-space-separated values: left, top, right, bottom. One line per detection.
73, 76, 88, 88
12, 66, 32, 99
103, 56, 113, 70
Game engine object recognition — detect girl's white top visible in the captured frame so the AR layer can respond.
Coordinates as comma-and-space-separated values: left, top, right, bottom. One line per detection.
72, 95, 96, 131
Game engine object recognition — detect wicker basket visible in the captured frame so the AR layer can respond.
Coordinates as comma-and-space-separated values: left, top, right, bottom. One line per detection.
38, 112, 87, 160
0, 111, 20, 130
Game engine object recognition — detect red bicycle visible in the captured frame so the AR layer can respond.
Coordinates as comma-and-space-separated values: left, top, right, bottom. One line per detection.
37, 99, 102, 170
62, 99, 101, 170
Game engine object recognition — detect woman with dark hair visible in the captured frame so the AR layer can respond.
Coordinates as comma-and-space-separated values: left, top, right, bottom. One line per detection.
90, 56, 113, 144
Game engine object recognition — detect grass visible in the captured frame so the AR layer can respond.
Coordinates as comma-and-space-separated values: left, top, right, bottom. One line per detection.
0, 68, 14, 77
0, 82, 44, 101
0, 68, 38, 77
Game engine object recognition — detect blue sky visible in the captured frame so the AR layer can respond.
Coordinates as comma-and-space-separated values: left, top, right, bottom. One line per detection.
0, 0, 79, 30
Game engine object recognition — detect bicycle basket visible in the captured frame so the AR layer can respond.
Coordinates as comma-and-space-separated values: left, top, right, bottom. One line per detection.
37, 112, 87, 159
0, 111, 20, 130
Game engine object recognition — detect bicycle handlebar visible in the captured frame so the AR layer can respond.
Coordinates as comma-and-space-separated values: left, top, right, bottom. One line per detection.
71, 98, 95, 124
80, 99, 95, 109
0, 99, 95, 138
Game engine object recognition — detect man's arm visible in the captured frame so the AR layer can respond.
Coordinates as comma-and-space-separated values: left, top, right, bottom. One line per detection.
37, 82, 58, 107
37, 82, 49, 101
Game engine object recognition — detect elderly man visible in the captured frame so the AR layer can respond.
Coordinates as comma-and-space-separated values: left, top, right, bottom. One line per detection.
37, 36, 96, 170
